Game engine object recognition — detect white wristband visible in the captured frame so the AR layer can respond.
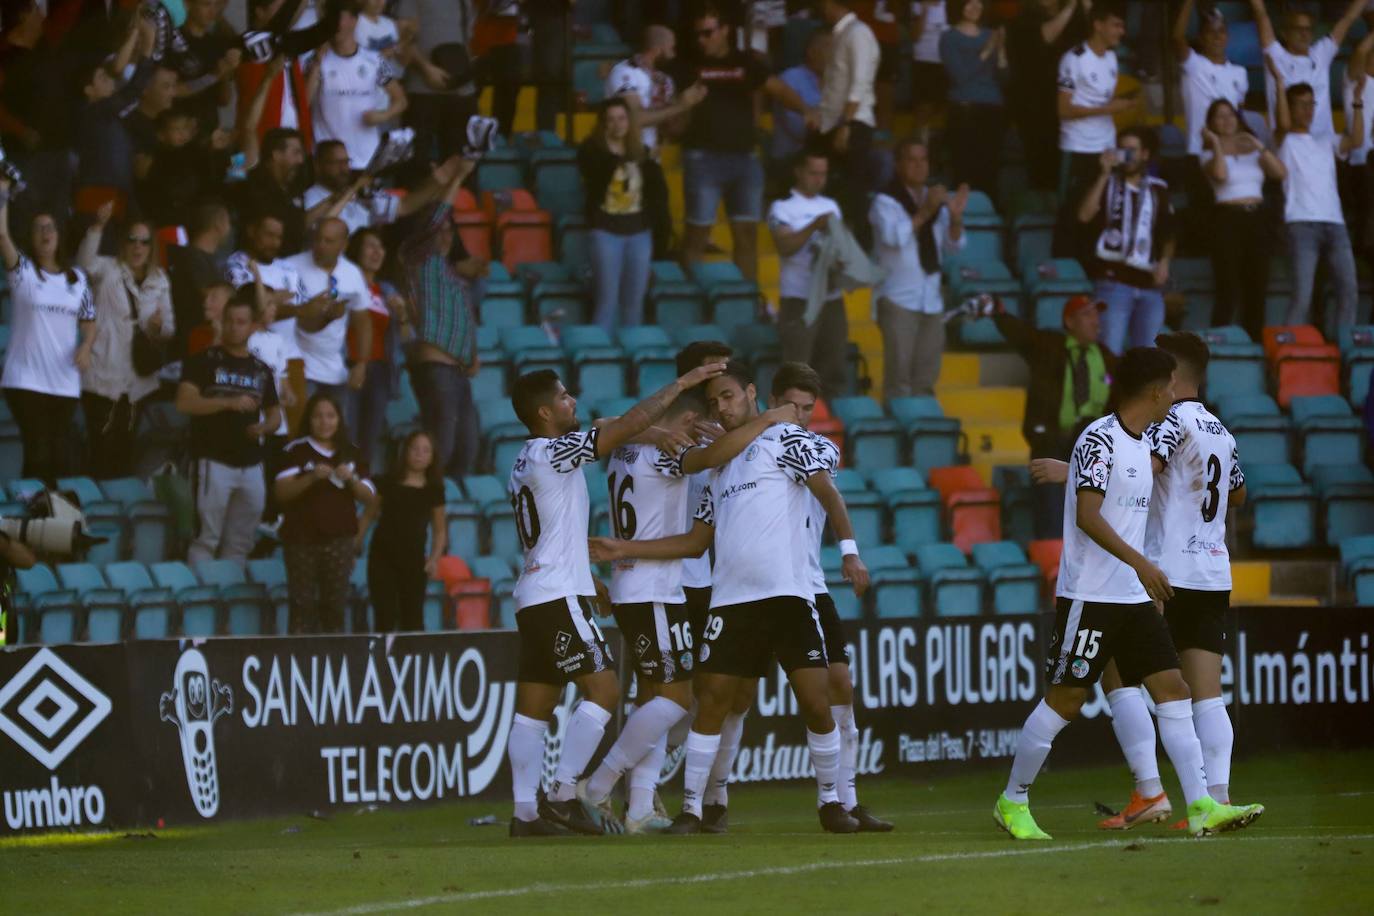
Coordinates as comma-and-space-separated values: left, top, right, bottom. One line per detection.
839, 539, 859, 558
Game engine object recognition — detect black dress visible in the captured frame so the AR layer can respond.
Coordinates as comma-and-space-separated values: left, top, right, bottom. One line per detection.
367, 479, 444, 632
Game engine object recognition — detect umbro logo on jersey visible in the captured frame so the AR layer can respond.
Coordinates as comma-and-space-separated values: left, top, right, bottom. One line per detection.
1126, 467, 1138, 478
807, 650, 821, 660
553, 631, 572, 658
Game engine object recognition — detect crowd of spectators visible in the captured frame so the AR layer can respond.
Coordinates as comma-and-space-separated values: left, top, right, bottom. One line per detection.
3, 0, 1374, 633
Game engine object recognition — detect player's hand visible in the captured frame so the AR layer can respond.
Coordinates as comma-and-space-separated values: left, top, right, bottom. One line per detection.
588, 537, 624, 562
1099, 148, 1120, 173
424, 554, 439, 577
1132, 559, 1174, 603
1029, 458, 1069, 485
842, 553, 870, 597
763, 402, 802, 425
678, 362, 727, 389
644, 424, 695, 455
692, 418, 724, 443
593, 578, 613, 617
312, 463, 335, 480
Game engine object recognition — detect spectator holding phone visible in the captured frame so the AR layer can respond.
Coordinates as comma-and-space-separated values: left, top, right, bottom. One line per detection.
284, 218, 373, 410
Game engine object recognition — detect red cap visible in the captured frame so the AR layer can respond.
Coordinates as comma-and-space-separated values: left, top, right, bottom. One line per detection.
1062, 294, 1106, 327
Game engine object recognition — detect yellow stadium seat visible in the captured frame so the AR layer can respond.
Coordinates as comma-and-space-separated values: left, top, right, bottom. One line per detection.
938, 386, 1025, 425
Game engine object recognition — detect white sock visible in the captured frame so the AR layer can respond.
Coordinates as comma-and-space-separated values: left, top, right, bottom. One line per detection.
550, 701, 612, 802
681, 730, 721, 818
584, 697, 685, 803
667, 700, 694, 747
1108, 687, 1163, 797
1155, 699, 1208, 807
627, 733, 667, 820
832, 704, 859, 809
1004, 700, 1071, 804
508, 713, 547, 821
1192, 697, 1233, 802
808, 727, 843, 806
702, 711, 745, 807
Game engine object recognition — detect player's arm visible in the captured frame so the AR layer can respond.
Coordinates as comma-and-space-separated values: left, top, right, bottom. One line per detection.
680, 403, 800, 474
1029, 458, 1068, 484
805, 472, 870, 597
1230, 483, 1247, 509
597, 364, 726, 454
589, 520, 713, 562
1076, 490, 1173, 602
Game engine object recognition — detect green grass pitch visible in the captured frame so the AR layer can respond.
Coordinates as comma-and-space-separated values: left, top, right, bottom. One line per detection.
3, 750, 1371, 915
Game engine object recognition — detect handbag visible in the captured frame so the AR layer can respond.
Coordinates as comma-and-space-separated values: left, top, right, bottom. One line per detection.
127, 281, 169, 377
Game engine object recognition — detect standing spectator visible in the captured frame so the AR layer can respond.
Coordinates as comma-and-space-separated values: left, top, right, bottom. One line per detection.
1200, 99, 1286, 340
1006, 0, 1091, 191
275, 393, 377, 633
869, 139, 968, 399
605, 25, 707, 157
910, 0, 949, 140
302, 140, 396, 235
284, 218, 373, 408
854, 0, 900, 132
997, 294, 1116, 539
1077, 127, 1176, 356
169, 0, 243, 137
528, 0, 572, 133
399, 157, 481, 477
357, 0, 402, 54
177, 292, 282, 567
74, 19, 158, 202
1253, 0, 1365, 140
471, 0, 522, 138
234, 128, 308, 255
311, 2, 408, 170
769, 151, 847, 397
1343, 29, 1374, 278
818, 0, 880, 242
395, 0, 479, 166
940, 0, 1007, 197
168, 201, 232, 361
1174, 0, 1250, 162
126, 65, 181, 174
0, 176, 95, 484
1273, 66, 1365, 337
579, 99, 667, 333
356, 429, 445, 632
136, 110, 235, 231
671, 5, 815, 282
226, 213, 310, 368
769, 31, 829, 194
347, 226, 411, 472
1056, 2, 1132, 201
76, 203, 174, 480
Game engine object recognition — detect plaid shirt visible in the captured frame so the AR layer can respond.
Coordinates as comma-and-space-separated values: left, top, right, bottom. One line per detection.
400, 203, 476, 367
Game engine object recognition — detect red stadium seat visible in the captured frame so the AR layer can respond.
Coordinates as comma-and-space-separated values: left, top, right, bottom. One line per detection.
480, 188, 541, 221
453, 188, 480, 212
497, 210, 553, 271
809, 399, 845, 459
928, 466, 1002, 553
1263, 325, 1325, 364
1028, 539, 1062, 596
1275, 346, 1341, 407
452, 209, 493, 261
451, 579, 492, 630
155, 225, 187, 268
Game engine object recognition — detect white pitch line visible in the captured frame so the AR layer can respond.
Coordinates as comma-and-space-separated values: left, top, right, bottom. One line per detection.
290, 832, 1374, 916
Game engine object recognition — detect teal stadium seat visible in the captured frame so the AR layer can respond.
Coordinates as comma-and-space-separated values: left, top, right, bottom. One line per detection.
14, 564, 80, 644
865, 544, 923, 619
1244, 464, 1317, 550
99, 477, 172, 566
1290, 395, 1364, 475
970, 541, 1041, 614
887, 397, 962, 474
55, 476, 123, 565
914, 543, 984, 616
1310, 465, 1374, 545
195, 559, 269, 636
105, 561, 177, 638
464, 474, 518, 557
150, 561, 221, 636
867, 466, 942, 553
55, 563, 127, 642
246, 558, 291, 635
830, 397, 903, 471
470, 556, 518, 628
1216, 394, 1292, 465
562, 325, 628, 402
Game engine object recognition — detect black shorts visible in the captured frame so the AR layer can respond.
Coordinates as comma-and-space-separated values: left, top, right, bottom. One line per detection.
684, 586, 711, 656
1164, 588, 1229, 655
698, 596, 829, 678
1046, 597, 1180, 688
613, 601, 694, 684
911, 60, 948, 106
814, 592, 851, 666
516, 596, 615, 685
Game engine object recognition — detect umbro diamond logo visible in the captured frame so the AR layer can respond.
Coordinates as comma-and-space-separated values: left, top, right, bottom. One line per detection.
0, 649, 112, 770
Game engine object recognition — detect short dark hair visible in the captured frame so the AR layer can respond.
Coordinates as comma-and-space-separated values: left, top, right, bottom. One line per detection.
714, 359, 754, 393
1286, 82, 1315, 107
314, 139, 347, 161
189, 200, 228, 236
262, 127, 303, 160
667, 387, 708, 418
675, 340, 733, 377
155, 108, 195, 131
1118, 125, 1158, 158
793, 147, 829, 173
246, 210, 284, 231
1110, 347, 1177, 405
771, 361, 823, 400
230, 284, 258, 309
513, 370, 563, 429
1156, 332, 1210, 382
346, 225, 386, 266
1090, 0, 1125, 22
894, 136, 929, 161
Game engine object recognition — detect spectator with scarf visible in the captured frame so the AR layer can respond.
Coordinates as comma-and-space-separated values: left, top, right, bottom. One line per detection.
1076, 126, 1175, 356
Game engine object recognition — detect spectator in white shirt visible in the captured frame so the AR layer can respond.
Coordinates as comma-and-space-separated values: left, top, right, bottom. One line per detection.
356, 0, 401, 56
1271, 59, 1365, 337
819, 0, 880, 243
310, 3, 408, 170
1252, 0, 1365, 140
1343, 29, 1374, 278
1173, 0, 1250, 162
284, 218, 373, 411
769, 151, 847, 398
301, 140, 398, 236
604, 25, 707, 156
910, 0, 950, 140
868, 139, 968, 399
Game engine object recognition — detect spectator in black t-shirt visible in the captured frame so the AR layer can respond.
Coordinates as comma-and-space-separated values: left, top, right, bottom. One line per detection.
169, 0, 242, 137
235, 128, 307, 255
671, 6, 815, 281
126, 65, 180, 172
74, 15, 158, 200
355, 428, 445, 632
1006, 0, 1092, 191
169, 201, 233, 359
176, 292, 282, 568
137, 109, 233, 230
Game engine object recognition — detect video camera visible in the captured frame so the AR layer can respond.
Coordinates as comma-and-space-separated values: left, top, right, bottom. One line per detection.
0, 490, 106, 558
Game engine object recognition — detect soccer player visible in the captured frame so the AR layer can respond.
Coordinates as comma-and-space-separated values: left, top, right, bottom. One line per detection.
995, 347, 1259, 840
505, 362, 724, 837
592, 360, 866, 834
576, 390, 803, 833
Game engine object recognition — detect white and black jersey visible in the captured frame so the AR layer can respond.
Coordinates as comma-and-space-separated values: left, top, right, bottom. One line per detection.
1145, 399, 1244, 591
1058, 414, 1154, 604
509, 428, 601, 610
804, 431, 842, 594
681, 469, 713, 589
606, 443, 691, 605
695, 423, 827, 608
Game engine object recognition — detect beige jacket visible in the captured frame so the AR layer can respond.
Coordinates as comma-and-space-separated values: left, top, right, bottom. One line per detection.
77, 230, 174, 403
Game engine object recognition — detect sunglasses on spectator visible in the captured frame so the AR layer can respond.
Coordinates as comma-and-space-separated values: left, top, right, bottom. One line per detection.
127, 236, 153, 245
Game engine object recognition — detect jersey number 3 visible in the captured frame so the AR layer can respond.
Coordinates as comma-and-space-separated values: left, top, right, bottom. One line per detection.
1201, 454, 1221, 523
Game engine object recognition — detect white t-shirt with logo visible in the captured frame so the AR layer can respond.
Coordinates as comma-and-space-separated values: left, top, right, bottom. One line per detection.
1058, 413, 1153, 604
1265, 37, 1338, 139
1145, 399, 1244, 591
1343, 73, 1374, 165
225, 252, 306, 360
247, 327, 289, 436
1180, 50, 1250, 157
767, 190, 844, 301
606, 443, 691, 606
1058, 44, 1119, 154
681, 469, 713, 589
312, 46, 399, 169
695, 423, 827, 608
355, 14, 399, 54
605, 57, 676, 153
911, 0, 947, 64
1278, 131, 1346, 224
805, 431, 841, 595
284, 252, 370, 386
510, 428, 600, 610
0, 257, 95, 398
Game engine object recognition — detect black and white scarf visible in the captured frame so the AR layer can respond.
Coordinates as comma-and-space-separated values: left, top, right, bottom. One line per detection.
1095, 174, 1165, 272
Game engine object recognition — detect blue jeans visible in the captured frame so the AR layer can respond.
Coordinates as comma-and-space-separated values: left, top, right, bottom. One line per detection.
590, 228, 651, 332
410, 361, 478, 478
1095, 278, 1165, 356
349, 361, 392, 472
1286, 220, 1358, 336
682, 148, 764, 226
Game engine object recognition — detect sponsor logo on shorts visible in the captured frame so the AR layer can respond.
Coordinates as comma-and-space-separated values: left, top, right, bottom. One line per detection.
679, 651, 694, 672
1071, 658, 1090, 679
553, 631, 572, 658
807, 649, 821, 660
699, 644, 711, 663
634, 634, 652, 657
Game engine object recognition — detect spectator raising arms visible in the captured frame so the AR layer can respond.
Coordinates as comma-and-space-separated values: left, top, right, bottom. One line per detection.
77, 202, 174, 480
940, 0, 1008, 196
1056, 2, 1132, 200
310, 1, 408, 170
578, 98, 668, 333
1006, 0, 1091, 192
1253, 0, 1366, 140
1173, 0, 1250, 163
0, 176, 95, 485
356, 429, 445, 632
275, 393, 377, 634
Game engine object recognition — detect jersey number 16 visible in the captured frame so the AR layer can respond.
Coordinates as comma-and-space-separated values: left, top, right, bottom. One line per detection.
607, 472, 637, 539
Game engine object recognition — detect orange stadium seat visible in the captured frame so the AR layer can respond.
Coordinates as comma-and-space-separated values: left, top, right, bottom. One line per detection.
928, 466, 1002, 553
